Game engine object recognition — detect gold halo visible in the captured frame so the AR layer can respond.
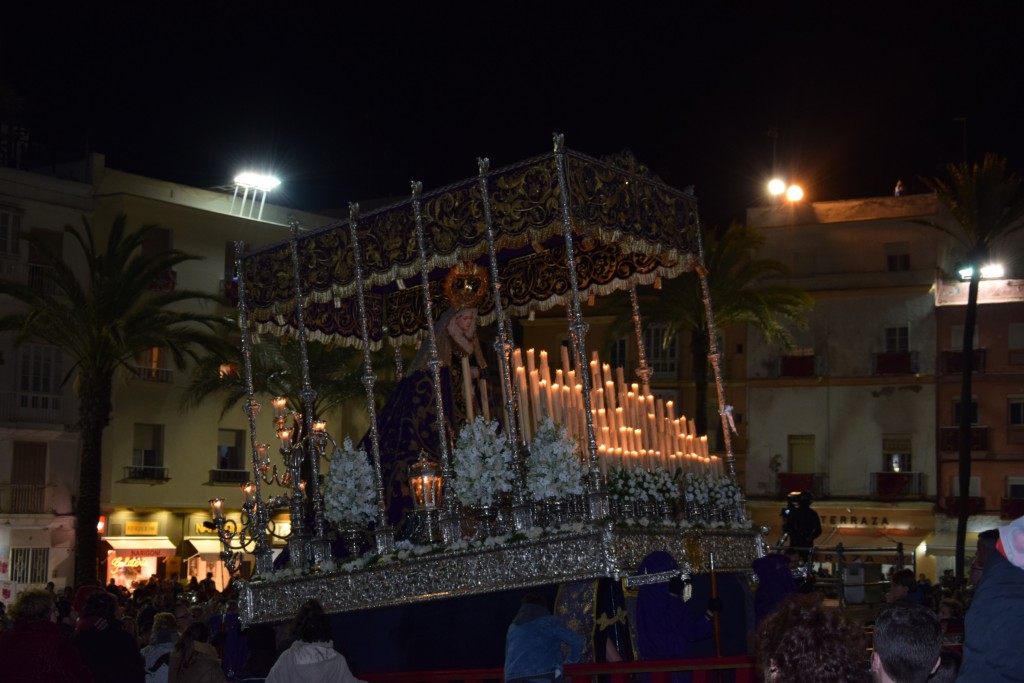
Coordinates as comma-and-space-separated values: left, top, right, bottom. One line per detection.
442, 262, 489, 309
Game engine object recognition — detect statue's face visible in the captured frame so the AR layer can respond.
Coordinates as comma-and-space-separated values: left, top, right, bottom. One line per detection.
455, 309, 476, 333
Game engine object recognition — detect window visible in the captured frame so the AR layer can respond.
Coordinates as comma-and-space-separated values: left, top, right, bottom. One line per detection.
1010, 324, 1024, 365
953, 398, 979, 425
608, 337, 627, 372
218, 429, 247, 470
884, 242, 910, 272
887, 253, 910, 271
788, 434, 816, 473
18, 344, 62, 412
10, 547, 48, 584
1010, 395, 1024, 427
0, 209, 21, 255
882, 436, 912, 472
131, 346, 172, 381
950, 324, 979, 350
643, 324, 677, 375
133, 424, 164, 468
885, 326, 910, 353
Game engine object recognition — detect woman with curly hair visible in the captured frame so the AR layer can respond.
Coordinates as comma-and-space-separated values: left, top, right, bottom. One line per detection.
756, 594, 869, 683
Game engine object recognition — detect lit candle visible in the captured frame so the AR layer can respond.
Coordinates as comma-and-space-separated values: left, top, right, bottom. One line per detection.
272, 396, 288, 420
462, 355, 475, 423
209, 498, 225, 520
313, 419, 327, 433
479, 378, 490, 421
277, 427, 292, 447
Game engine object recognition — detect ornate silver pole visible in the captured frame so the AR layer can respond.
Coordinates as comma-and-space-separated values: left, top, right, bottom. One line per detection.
694, 214, 739, 481
629, 285, 653, 396
477, 157, 532, 530
411, 181, 461, 542
284, 218, 321, 565
552, 133, 608, 520
348, 202, 396, 554
233, 241, 275, 576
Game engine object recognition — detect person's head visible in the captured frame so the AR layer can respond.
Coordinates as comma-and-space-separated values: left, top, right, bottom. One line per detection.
969, 528, 1000, 586
885, 568, 916, 604
150, 611, 178, 644
205, 572, 213, 580
871, 602, 942, 683
172, 621, 212, 669
756, 594, 868, 683
936, 598, 962, 622
83, 589, 120, 621
292, 599, 332, 644
11, 589, 55, 624
174, 601, 192, 631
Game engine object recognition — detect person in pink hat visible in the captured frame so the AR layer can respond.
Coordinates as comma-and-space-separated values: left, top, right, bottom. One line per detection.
957, 514, 1024, 682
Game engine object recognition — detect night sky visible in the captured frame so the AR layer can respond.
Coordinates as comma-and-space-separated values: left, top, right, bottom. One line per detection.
4, 3, 1024, 226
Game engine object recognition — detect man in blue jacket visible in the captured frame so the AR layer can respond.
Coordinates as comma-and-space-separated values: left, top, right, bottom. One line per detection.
504, 592, 583, 683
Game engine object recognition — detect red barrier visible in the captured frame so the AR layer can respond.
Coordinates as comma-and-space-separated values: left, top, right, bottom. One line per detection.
362, 655, 758, 683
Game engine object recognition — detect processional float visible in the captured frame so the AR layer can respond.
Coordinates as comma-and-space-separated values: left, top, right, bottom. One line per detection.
219, 135, 765, 625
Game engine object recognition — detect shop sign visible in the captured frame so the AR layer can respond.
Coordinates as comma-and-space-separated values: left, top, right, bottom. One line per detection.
110, 556, 145, 571
125, 521, 159, 536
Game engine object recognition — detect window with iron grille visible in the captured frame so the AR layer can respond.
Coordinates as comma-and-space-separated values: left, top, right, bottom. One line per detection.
218, 429, 247, 470
133, 424, 164, 467
953, 398, 979, 425
885, 326, 910, 353
882, 436, 912, 472
18, 344, 62, 411
10, 547, 49, 584
0, 209, 21, 255
1010, 395, 1024, 427
643, 324, 677, 375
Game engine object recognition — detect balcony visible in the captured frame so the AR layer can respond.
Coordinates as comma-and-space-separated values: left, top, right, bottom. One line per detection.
123, 466, 169, 483
944, 496, 986, 517
941, 349, 986, 374
1002, 498, 1024, 520
777, 472, 828, 498
873, 350, 919, 375
0, 390, 64, 425
870, 472, 925, 498
127, 365, 174, 382
938, 426, 989, 452
209, 468, 249, 484
779, 354, 817, 377
0, 484, 50, 514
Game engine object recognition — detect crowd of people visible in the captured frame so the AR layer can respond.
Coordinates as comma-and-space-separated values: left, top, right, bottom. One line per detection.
0, 573, 353, 683
1, 513, 1020, 683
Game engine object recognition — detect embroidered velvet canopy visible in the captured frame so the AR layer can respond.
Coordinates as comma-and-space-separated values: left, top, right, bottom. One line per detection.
238, 147, 699, 348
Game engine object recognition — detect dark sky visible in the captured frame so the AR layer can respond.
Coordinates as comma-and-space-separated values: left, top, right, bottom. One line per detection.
4, 3, 1023, 226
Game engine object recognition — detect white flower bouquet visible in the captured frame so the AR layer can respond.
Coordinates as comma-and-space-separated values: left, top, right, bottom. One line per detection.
525, 418, 586, 501
684, 472, 711, 506
607, 466, 679, 506
710, 475, 743, 508
451, 417, 515, 506
323, 438, 378, 528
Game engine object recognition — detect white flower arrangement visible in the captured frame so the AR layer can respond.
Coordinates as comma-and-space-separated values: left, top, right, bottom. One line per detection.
684, 472, 711, 506
709, 475, 743, 508
607, 466, 679, 506
451, 417, 515, 506
526, 418, 586, 501
323, 438, 378, 528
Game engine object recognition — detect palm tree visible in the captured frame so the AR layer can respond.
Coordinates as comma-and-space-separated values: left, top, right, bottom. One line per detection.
0, 215, 232, 587
181, 332, 396, 425
609, 223, 813, 438
920, 153, 1024, 581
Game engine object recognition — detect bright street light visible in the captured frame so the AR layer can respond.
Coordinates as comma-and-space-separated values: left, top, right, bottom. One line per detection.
958, 263, 1005, 281
768, 178, 804, 203
768, 178, 787, 196
231, 171, 280, 220
785, 184, 804, 202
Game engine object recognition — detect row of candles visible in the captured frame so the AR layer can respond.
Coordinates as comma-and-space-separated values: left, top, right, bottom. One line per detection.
493, 346, 725, 478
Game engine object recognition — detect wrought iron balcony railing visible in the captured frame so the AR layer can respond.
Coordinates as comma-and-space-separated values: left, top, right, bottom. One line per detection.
123, 465, 169, 482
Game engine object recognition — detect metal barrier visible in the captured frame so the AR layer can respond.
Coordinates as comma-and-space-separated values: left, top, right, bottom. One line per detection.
362, 656, 758, 683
